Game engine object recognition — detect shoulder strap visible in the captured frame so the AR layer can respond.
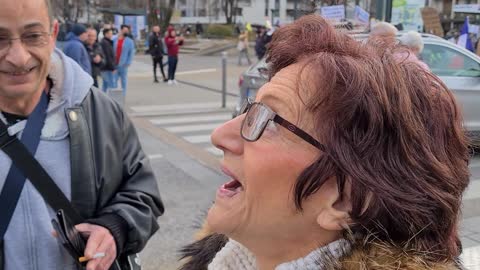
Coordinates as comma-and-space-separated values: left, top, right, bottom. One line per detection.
0, 121, 83, 225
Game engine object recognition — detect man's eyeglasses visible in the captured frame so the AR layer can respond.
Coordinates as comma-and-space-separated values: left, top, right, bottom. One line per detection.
0, 32, 51, 55
238, 98, 325, 151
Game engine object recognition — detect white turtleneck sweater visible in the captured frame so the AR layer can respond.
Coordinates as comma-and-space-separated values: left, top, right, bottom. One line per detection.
208, 239, 349, 270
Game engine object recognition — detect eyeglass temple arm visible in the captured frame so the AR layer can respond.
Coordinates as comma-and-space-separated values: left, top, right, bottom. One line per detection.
273, 115, 326, 151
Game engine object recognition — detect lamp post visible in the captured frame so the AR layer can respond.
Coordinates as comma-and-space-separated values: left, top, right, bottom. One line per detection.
294, 0, 298, 20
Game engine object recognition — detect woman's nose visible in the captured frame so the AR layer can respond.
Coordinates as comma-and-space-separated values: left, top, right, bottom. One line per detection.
211, 115, 244, 156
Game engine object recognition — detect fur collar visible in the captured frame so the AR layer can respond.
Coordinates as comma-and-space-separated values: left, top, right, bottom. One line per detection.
179, 233, 463, 270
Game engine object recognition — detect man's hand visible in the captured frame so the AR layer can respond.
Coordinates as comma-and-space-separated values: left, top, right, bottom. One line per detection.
75, 223, 117, 270
94, 55, 102, 64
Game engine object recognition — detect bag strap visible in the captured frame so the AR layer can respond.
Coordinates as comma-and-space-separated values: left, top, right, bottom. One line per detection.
0, 99, 83, 225
0, 133, 83, 224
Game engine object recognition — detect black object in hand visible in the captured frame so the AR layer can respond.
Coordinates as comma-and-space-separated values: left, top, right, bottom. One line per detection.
51, 209, 87, 265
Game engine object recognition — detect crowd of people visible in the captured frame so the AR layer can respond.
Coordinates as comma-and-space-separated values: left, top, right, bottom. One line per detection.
62, 23, 135, 96
0, 0, 476, 269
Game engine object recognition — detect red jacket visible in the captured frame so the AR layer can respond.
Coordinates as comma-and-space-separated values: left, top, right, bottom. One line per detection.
165, 27, 183, 57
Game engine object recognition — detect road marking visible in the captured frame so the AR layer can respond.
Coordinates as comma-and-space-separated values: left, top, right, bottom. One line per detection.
183, 135, 211, 144
464, 180, 480, 200
166, 123, 222, 133
150, 114, 231, 126
205, 146, 224, 157
176, 68, 217, 75
130, 102, 236, 113
148, 154, 164, 160
461, 245, 480, 270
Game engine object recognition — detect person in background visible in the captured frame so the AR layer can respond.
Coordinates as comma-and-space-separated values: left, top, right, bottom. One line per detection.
85, 28, 104, 87
113, 24, 135, 96
165, 26, 184, 85
196, 21, 203, 37
254, 26, 268, 60
100, 28, 116, 92
237, 30, 251, 66
0, 0, 164, 269
370, 21, 398, 44
398, 31, 430, 70
149, 25, 168, 83
63, 23, 91, 74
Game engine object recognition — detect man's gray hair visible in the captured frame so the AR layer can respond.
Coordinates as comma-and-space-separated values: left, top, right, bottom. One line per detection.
400, 31, 424, 53
371, 22, 398, 38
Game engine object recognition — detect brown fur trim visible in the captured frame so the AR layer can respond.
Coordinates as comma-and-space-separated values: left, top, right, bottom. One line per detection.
178, 233, 228, 270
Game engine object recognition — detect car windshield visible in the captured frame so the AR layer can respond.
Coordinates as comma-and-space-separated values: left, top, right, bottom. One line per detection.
420, 44, 480, 77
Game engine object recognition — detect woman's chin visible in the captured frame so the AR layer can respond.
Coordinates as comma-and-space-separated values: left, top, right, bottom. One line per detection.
206, 203, 242, 236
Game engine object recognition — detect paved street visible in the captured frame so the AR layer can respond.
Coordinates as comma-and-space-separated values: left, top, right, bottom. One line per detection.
121, 53, 480, 269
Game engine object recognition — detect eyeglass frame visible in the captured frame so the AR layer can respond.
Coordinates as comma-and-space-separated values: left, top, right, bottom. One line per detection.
238, 98, 326, 151
0, 31, 52, 56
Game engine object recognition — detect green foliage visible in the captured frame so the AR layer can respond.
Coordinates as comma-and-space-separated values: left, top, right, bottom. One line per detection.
206, 24, 234, 38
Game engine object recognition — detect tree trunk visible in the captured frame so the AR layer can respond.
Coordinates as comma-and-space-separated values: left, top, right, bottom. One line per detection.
161, 0, 176, 30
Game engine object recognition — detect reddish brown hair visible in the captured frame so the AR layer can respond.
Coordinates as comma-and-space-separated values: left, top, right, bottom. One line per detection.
267, 15, 470, 261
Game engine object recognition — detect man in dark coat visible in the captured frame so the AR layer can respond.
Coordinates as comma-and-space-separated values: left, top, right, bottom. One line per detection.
85, 28, 104, 87
100, 28, 116, 92
148, 25, 167, 83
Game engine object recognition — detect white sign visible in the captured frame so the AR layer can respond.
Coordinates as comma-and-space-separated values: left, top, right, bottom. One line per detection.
391, 0, 425, 31
354, 5, 370, 25
454, 4, 480, 14
321, 5, 345, 21
469, 24, 480, 35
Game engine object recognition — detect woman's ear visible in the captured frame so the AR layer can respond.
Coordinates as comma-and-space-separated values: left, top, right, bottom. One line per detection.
315, 178, 352, 231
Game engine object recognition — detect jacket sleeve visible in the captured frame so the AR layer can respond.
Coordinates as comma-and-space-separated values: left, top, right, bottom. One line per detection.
125, 39, 135, 66
148, 35, 155, 54
94, 108, 164, 255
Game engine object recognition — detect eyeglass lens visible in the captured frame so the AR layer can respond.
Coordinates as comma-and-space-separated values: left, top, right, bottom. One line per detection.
242, 103, 271, 141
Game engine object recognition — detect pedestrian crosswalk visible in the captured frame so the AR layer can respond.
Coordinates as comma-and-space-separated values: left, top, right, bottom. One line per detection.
137, 104, 235, 157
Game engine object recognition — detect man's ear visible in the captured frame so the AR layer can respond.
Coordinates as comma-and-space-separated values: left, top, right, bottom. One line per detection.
51, 20, 59, 44
316, 178, 352, 231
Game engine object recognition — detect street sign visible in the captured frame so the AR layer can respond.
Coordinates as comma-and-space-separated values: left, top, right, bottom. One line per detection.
453, 4, 480, 14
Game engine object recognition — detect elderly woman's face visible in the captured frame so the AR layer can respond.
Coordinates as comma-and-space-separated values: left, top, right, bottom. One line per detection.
208, 63, 341, 243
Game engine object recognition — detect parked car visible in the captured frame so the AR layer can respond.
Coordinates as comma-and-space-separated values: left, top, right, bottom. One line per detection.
235, 33, 480, 144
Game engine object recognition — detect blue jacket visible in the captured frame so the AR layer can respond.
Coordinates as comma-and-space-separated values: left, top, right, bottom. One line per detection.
63, 32, 91, 74
113, 36, 136, 67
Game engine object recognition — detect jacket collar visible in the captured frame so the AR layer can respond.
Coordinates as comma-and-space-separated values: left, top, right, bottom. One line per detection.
40, 49, 93, 140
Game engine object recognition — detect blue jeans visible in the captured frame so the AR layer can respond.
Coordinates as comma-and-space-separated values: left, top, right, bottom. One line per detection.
101, 71, 115, 92
168, 56, 178, 80
114, 66, 129, 96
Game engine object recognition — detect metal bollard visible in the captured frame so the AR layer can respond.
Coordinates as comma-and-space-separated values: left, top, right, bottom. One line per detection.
107, 88, 125, 108
221, 51, 227, 108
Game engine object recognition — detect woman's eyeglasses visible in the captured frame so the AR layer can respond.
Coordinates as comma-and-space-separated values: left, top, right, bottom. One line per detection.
237, 98, 325, 151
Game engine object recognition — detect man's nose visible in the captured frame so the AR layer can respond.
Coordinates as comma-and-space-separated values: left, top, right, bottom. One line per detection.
5, 39, 31, 67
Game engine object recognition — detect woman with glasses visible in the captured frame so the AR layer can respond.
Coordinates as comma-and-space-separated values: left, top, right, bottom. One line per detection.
180, 15, 469, 270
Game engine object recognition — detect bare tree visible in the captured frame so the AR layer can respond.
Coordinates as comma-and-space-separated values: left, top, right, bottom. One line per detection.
223, 0, 237, 24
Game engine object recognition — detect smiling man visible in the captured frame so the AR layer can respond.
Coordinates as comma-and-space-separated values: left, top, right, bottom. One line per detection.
0, 1, 164, 270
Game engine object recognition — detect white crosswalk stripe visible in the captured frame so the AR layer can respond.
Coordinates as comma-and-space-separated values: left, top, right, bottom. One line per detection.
462, 245, 480, 270
147, 107, 232, 157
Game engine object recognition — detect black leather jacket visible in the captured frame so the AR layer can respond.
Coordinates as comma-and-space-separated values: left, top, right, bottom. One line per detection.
0, 88, 164, 269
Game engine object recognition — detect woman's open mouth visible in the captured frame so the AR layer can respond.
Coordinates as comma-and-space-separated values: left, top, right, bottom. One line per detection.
217, 179, 244, 198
